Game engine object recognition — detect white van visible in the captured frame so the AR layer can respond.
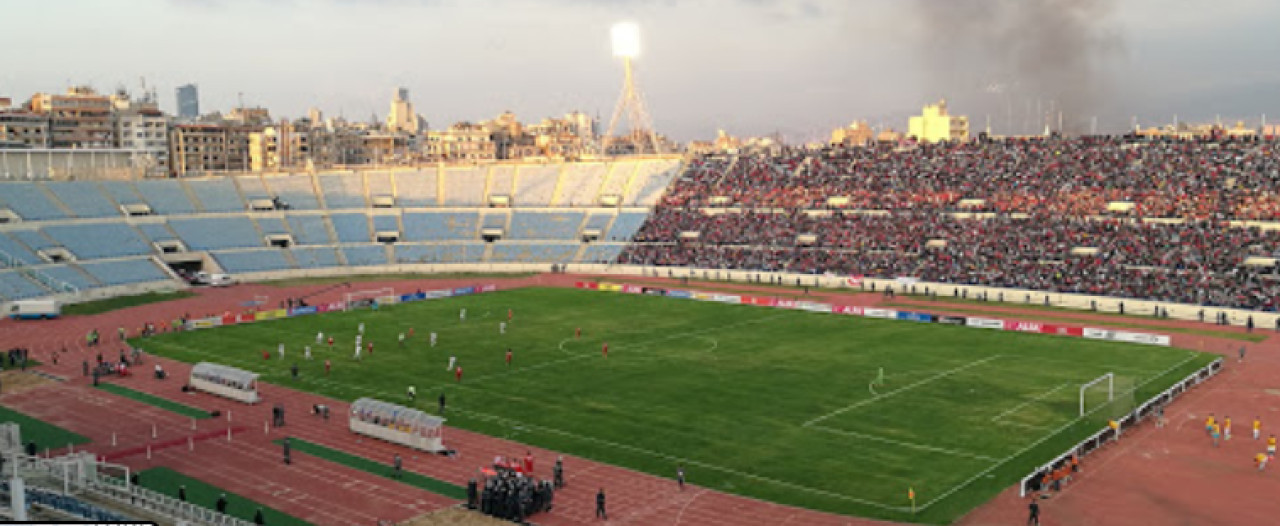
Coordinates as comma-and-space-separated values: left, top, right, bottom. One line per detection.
193, 272, 234, 287
7, 299, 60, 320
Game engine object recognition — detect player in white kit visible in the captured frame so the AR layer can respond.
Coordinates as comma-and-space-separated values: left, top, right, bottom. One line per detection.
447, 355, 456, 371
430, 332, 437, 347
304, 346, 312, 360
499, 322, 506, 335
278, 343, 285, 360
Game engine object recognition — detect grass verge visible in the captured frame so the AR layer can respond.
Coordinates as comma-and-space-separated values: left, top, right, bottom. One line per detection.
273, 438, 467, 500
135, 467, 312, 526
0, 405, 90, 451
95, 383, 213, 420
63, 291, 196, 316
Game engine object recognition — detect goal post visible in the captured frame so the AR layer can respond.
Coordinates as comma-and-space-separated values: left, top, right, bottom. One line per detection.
1079, 373, 1113, 417
1080, 372, 1137, 422
344, 287, 398, 311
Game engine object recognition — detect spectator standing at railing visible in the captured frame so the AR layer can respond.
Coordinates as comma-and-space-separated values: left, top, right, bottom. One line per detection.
254, 507, 265, 525
215, 493, 228, 514
178, 485, 186, 502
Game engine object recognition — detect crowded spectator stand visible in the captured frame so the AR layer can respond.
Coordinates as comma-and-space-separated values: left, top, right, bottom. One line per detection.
188, 362, 261, 404
348, 398, 446, 453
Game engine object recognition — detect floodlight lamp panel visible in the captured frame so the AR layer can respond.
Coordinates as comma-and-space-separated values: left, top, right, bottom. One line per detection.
612, 22, 641, 58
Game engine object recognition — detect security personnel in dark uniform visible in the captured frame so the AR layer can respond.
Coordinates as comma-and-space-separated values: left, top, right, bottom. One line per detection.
466, 478, 478, 509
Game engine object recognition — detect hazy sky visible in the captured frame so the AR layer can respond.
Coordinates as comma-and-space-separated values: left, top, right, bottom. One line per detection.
3, 0, 1278, 142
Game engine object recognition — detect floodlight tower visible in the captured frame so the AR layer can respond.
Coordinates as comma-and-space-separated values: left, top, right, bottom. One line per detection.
602, 22, 662, 156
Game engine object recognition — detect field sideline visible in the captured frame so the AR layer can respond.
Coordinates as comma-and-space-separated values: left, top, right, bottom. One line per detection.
135, 286, 1216, 524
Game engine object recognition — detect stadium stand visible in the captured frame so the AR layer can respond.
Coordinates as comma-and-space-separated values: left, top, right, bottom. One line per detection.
99, 180, 147, 209
490, 242, 579, 263
214, 249, 293, 273
371, 214, 399, 233
159, 180, 215, 213
134, 222, 178, 243
265, 174, 322, 209
514, 165, 560, 205
443, 167, 486, 205
291, 246, 342, 268
0, 183, 69, 220
342, 245, 388, 266
394, 243, 485, 264
556, 163, 608, 206
393, 169, 437, 207
286, 214, 334, 245
319, 172, 368, 208
38, 264, 99, 289
488, 166, 517, 199
44, 182, 119, 218
605, 212, 650, 242
168, 217, 263, 250
0, 233, 45, 266
508, 211, 583, 240
9, 229, 58, 251
365, 171, 394, 203
330, 213, 371, 243
254, 217, 290, 236
42, 223, 153, 259
581, 243, 627, 264
0, 270, 50, 299
78, 258, 171, 286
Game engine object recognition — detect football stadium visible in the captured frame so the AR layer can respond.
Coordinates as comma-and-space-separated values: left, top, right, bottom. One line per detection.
3, 3, 1280, 526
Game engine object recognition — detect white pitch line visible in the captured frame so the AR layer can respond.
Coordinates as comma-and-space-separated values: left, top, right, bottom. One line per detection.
989, 382, 1071, 422
914, 352, 1204, 512
803, 355, 1003, 427
451, 406, 910, 512
808, 425, 998, 461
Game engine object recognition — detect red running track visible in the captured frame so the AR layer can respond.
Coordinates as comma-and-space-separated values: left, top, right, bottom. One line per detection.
1, 273, 1273, 525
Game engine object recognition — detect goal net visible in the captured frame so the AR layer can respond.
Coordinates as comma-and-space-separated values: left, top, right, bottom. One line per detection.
1079, 373, 1137, 423
344, 287, 398, 310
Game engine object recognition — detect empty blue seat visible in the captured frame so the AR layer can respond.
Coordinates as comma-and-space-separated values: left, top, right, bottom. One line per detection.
372, 214, 399, 233
291, 247, 341, 268
0, 183, 68, 220
508, 212, 582, 240
0, 233, 43, 266
186, 178, 244, 212
266, 174, 321, 209
330, 213, 370, 243
79, 258, 170, 286
38, 265, 99, 289
45, 182, 119, 218
286, 215, 333, 244
0, 271, 51, 299
42, 223, 152, 259
134, 180, 198, 214
319, 173, 367, 208
581, 243, 626, 263
169, 217, 262, 250
490, 243, 578, 263
606, 212, 650, 242
214, 250, 293, 273
343, 245, 387, 266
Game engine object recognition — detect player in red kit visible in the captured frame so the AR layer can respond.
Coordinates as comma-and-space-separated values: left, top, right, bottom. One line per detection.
505, 348, 513, 367
576, 327, 581, 339
508, 309, 513, 322
455, 366, 463, 382
602, 342, 608, 358
262, 350, 270, 360
324, 359, 331, 376
367, 341, 374, 354
327, 336, 334, 348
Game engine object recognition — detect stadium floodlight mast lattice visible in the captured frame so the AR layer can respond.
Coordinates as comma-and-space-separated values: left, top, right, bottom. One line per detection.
601, 21, 663, 156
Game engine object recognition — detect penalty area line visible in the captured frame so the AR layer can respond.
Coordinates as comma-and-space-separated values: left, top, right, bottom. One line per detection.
807, 425, 999, 462
804, 354, 1003, 427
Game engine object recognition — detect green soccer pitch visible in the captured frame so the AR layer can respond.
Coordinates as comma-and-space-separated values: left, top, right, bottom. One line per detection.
135, 286, 1215, 524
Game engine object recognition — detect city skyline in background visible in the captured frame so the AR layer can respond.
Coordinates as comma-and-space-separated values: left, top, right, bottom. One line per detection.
4, 0, 1280, 142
